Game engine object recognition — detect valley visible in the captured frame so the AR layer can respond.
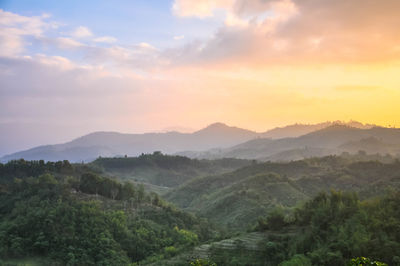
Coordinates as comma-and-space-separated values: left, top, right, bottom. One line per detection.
1, 147, 399, 265
1, 122, 399, 266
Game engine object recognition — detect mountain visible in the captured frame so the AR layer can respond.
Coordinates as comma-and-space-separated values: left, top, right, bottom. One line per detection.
260, 120, 376, 139
182, 125, 400, 161
0, 120, 384, 163
1, 123, 258, 162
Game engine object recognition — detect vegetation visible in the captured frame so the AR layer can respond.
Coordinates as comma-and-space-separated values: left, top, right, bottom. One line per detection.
91, 152, 251, 188
1, 154, 400, 265
348, 257, 388, 266
0, 160, 215, 265
195, 191, 399, 266
166, 156, 400, 229
253, 191, 399, 265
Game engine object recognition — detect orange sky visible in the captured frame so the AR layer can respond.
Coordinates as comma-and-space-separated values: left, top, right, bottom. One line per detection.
1, 0, 400, 137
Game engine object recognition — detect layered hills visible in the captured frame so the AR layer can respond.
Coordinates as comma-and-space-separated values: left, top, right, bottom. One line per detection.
91, 153, 251, 190
165, 156, 400, 229
1, 153, 399, 265
1, 123, 257, 162
1, 121, 382, 163
181, 125, 400, 161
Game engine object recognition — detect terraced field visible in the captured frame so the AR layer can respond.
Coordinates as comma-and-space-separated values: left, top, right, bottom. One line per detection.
146, 228, 300, 265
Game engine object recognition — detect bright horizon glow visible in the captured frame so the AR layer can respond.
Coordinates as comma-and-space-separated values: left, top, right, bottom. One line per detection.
1, 0, 400, 155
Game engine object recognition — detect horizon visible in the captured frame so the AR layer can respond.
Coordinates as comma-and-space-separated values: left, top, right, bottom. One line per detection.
0, 119, 395, 157
1, 0, 400, 155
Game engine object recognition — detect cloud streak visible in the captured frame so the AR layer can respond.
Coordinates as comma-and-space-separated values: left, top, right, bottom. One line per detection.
70, 26, 93, 38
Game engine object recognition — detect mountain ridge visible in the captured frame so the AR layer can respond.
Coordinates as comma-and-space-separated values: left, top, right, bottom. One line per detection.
1, 122, 257, 162
1, 121, 385, 163
179, 125, 400, 161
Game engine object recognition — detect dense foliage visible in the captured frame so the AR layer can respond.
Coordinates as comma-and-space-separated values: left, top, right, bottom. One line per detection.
166, 156, 400, 229
91, 152, 251, 187
1, 156, 400, 265
0, 160, 214, 265
252, 191, 400, 266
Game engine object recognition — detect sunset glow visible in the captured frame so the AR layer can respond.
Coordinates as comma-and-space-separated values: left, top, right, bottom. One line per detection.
1, 0, 400, 154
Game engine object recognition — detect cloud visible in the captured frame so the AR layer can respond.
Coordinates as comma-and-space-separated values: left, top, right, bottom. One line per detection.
0, 9, 51, 56
93, 36, 117, 43
1, 4, 400, 140
0, 55, 111, 97
0, 11, 162, 72
173, 35, 185, 40
0, 54, 146, 133
70, 26, 93, 38
172, 0, 234, 18
138, 42, 156, 50
169, 0, 400, 66
55, 37, 84, 49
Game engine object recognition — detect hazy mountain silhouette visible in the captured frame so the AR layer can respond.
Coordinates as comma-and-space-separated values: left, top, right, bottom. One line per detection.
1, 122, 258, 162
181, 125, 400, 161
260, 120, 376, 139
1, 121, 387, 163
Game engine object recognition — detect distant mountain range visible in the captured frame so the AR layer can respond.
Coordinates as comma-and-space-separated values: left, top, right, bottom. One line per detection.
259, 120, 376, 139
180, 125, 400, 161
1, 122, 257, 162
1, 120, 390, 163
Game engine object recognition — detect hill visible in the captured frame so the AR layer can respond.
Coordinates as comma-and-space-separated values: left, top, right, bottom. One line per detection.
0, 160, 216, 265
147, 190, 399, 266
165, 156, 400, 229
1, 157, 399, 265
90, 152, 251, 189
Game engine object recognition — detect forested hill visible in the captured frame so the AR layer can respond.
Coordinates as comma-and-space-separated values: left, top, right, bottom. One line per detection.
200, 190, 399, 266
165, 155, 400, 229
91, 152, 251, 188
0, 160, 216, 265
0, 157, 399, 265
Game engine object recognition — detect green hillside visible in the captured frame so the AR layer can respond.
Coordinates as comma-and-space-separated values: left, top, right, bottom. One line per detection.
90, 152, 251, 189
1, 156, 399, 265
165, 156, 400, 229
0, 160, 216, 265
144, 191, 399, 266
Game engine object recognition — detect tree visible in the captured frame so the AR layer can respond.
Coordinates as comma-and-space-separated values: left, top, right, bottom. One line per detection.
137, 184, 145, 204
266, 208, 286, 230
121, 182, 135, 200
80, 173, 102, 194
348, 257, 387, 266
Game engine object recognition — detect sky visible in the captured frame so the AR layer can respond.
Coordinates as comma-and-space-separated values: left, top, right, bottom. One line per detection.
1, 0, 400, 155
